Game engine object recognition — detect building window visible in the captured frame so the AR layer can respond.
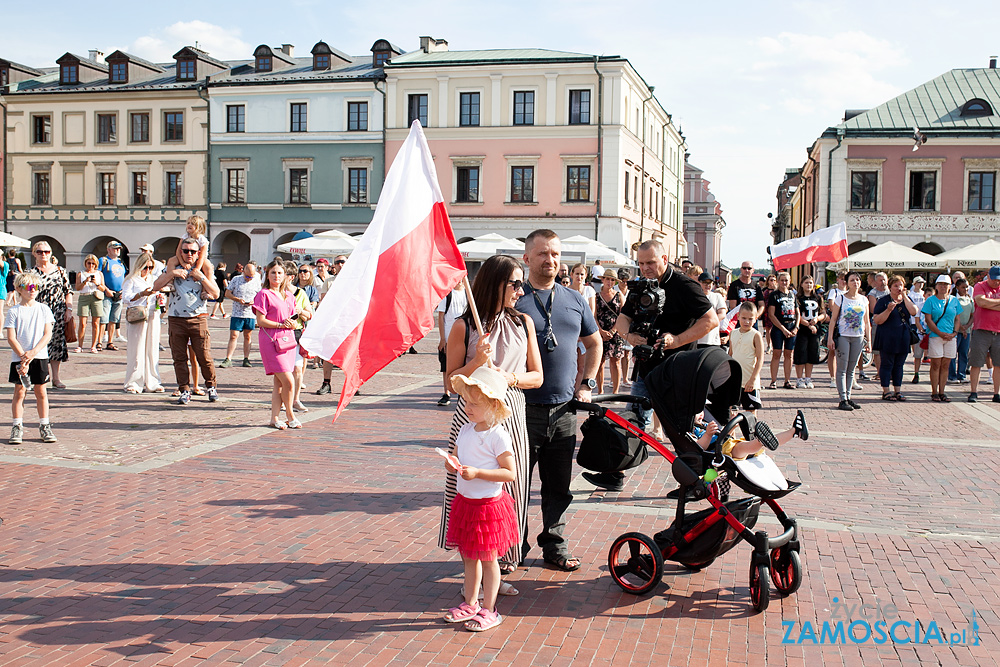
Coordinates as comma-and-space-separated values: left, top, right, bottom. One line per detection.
624, 173, 630, 206
110, 61, 127, 83
850, 171, 878, 210
460, 92, 480, 127
60, 64, 78, 84
289, 169, 308, 204
290, 103, 307, 132
166, 172, 183, 206
99, 173, 116, 206
348, 168, 368, 204
457, 167, 479, 203
132, 172, 148, 205
374, 52, 390, 67
227, 169, 246, 204
130, 113, 149, 142
227, 105, 245, 133
314, 54, 330, 70
256, 55, 272, 72
908, 171, 936, 210
567, 166, 590, 202
33, 173, 50, 205
969, 171, 995, 212
164, 112, 184, 141
569, 90, 591, 125
97, 114, 117, 143
348, 101, 368, 131
513, 91, 534, 126
511, 166, 534, 202
177, 59, 195, 81
408, 94, 428, 126
32, 115, 51, 144
0, 66, 8, 86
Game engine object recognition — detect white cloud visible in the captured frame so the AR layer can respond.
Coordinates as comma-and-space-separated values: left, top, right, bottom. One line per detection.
129, 21, 251, 63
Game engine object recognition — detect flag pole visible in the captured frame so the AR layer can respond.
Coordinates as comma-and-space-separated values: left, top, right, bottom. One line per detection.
462, 276, 485, 336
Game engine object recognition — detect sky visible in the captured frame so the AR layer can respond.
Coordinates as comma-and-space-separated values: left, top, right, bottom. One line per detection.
6, 0, 1000, 269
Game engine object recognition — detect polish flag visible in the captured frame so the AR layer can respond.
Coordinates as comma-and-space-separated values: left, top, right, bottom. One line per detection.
300, 121, 466, 421
770, 222, 848, 270
719, 305, 741, 335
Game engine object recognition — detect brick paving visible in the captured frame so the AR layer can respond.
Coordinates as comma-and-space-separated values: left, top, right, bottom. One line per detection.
0, 321, 997, 665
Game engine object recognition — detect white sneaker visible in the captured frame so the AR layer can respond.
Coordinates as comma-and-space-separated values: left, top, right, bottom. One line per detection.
795, 378, 805, 388
829, 379, 837, 388
114, 335, 128, 343
852, 379, 863, 390
806, 379, 815, 389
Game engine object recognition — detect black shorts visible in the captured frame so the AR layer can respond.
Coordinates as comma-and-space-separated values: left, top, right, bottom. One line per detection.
9, 359, 50, 386
438, 348, 448, 373
793, 331, 820, 365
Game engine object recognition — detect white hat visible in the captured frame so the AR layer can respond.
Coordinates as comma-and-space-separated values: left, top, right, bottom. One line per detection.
140, 243, 154, 252
935, 274, 951, 285
912, 276, 926, 283
590, 265, 605, 279
450, 366, 512, 419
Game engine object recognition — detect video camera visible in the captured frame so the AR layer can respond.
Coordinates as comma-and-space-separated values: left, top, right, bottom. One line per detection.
625, 277, 667, 362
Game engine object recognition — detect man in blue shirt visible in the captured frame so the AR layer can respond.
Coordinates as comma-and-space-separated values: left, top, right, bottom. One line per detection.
98, 241, 127, 350
517, 229, 601, 572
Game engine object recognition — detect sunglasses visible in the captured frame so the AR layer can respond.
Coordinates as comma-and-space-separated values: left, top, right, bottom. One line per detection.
334, 259, 346, 264
298, 269, 311, 274
506, 279, 524, 291
741, 266, 752, 270
180, 248, 198, 255
34, 250, 51, 255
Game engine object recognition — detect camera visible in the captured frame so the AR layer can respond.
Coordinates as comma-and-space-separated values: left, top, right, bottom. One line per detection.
625, 277, 667, 363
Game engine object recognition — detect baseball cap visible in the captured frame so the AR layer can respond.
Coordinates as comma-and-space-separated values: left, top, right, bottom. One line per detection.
935, 274, 951, 285
698, 272, 713, 283
140, 243, 153, 252
989, 266, 1000, 280
107, 241, 122, 249
315, 258, 330, 265
912, 276, 926, 284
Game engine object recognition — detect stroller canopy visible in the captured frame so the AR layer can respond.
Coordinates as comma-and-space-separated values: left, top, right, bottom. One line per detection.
645, 347, 742, 442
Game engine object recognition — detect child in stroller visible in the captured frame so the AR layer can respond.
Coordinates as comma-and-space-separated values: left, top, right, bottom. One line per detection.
573, 346, 805, 612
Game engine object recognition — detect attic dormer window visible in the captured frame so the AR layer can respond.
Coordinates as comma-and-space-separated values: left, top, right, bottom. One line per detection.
177, 59, 196, 81
314, 54, 330, 70
374, 51, 389, 67
256, 55, 272, 72
110, 61, 127, 83
0, 66, 8, 86
961, 98, 993, 117
60, 63, 78, 85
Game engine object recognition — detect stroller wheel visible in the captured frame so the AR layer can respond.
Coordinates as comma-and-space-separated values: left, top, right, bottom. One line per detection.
749, 562, 770, 612
608, 532, 664, 595
770, 547, 802, 596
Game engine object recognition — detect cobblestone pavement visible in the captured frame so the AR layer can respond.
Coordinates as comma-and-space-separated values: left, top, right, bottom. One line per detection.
0, 321, 996, 665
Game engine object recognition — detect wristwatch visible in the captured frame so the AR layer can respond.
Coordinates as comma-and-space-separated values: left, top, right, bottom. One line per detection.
581, 378, 597, 390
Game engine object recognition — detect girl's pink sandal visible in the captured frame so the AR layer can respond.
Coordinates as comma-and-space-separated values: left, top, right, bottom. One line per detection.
444, 601, 480, 623
465, 608, 502, 632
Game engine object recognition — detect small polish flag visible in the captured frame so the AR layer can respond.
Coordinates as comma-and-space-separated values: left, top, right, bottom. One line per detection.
300, 121, 467, 421
770, 222, 848, 270
719, 305, 741, 335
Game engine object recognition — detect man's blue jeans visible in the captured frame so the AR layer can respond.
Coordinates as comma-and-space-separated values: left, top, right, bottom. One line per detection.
949, 331, 970, 381
630, 375, 653, 431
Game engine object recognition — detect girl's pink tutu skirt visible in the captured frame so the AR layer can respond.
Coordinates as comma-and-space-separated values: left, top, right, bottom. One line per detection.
445, 492, 519, 561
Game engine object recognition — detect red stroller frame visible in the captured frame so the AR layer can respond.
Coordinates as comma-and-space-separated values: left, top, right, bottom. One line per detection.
572, 348, 803, 612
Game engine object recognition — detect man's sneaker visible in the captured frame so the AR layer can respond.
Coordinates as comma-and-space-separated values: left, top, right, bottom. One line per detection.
795, 378, 806, 389
177, 390, 191, 406
852, 379, 863, 390
114, 335, 128, 343
9, 424, 23, 445
838, 400, 854, 411
207, 387, 219, 402
582, 471, 625, 492
316, 382, 332, 395
829, 379, 837, 388
858, 372, 870, 382
806, 379, 815, 389
437, 393, 451, 406
39, 424, 57, 443
218, 358, 232, 368
968, 392, 978, 403
242, 359, 252, 368
847, 399, 862, 410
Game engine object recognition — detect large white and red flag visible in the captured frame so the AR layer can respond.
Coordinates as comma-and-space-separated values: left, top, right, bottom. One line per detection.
770, 222, 848, 270
300, 121, 466, 420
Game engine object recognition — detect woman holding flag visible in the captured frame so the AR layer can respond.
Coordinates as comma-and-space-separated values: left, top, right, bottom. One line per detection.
438, 255, 544, 579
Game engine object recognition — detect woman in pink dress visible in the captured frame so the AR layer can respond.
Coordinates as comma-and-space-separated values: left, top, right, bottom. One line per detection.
253, 260, 301, 430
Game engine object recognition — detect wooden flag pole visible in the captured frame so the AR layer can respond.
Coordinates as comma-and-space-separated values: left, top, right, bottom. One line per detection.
462, 276, 485, 337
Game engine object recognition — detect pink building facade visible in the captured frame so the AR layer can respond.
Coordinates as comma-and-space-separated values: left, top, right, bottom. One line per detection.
683, 158, 726, 276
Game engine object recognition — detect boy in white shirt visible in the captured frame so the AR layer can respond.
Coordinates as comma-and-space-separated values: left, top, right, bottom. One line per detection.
4, 272, 56, 444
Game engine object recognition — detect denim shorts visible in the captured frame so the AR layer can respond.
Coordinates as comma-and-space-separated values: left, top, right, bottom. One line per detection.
100, 297, 122, 325
230, 317, 256, 332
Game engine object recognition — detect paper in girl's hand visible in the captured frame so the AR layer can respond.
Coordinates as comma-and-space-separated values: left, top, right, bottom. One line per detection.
435, 447, 462, 471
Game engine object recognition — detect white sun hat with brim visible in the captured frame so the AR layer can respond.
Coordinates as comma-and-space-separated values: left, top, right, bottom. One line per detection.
450, 366, 512, 420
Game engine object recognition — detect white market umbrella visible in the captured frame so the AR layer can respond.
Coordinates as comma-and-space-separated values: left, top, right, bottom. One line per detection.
277, 230, 358, 258
0, 231, 31, 248
457, 233, 523, 261
559, 235, 634, 266
935, 239, 1000, 270
828, 241, 942, 271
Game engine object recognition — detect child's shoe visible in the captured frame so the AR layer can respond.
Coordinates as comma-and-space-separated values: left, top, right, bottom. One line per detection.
465, 608, 503, 632
793, 409, 808, 440
9, 424, 23, 445
39, 424, 57, 443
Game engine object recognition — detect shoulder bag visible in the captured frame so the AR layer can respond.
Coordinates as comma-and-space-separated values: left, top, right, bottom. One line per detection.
919, 296, 950, 350
264, 326, 297, 355
126, 305, 148, 323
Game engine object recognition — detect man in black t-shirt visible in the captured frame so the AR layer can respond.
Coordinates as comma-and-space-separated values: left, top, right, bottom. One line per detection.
727, 261, 766, 318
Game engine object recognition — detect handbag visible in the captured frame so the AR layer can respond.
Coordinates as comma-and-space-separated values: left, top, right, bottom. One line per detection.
64, 315, 78, 344
266, 327, 297, 354
126, 305, 148, 323
577, 413, 649, 473
93, 284, 105, 301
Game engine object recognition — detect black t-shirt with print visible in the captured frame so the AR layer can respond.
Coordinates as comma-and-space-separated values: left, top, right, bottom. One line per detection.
767, 290, 797, 328
797, 293, 823, 323
727, 279, 764, 308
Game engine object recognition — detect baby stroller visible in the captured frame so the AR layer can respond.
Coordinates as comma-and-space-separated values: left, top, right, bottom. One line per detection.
572, 347, 802, 612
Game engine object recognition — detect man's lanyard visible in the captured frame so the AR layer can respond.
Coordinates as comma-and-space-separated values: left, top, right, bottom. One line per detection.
525, 281, 558, 351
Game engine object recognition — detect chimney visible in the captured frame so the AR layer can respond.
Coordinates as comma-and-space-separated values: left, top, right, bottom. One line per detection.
419, 36, 448, 53
281, 44, 294, 57
88, 49, 104, 63
991, 55, 997, 69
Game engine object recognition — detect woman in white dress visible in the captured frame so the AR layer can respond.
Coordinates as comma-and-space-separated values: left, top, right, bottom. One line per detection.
122, 252, 164, 393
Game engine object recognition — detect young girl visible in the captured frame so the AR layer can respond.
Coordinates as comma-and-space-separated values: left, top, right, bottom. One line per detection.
443, 365, 519, 633
729, 302, 764, 412
252, 260, 301, 430
167, 215, 210, 276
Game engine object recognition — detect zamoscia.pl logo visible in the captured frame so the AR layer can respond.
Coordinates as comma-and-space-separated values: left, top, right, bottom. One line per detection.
781, 597, 981, 645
